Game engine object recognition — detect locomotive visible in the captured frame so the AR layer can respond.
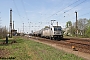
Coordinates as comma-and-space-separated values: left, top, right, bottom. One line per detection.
33, 26, 63, 40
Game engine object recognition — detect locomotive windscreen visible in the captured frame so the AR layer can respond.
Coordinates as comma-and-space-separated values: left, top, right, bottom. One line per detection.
54, 26, 62, 31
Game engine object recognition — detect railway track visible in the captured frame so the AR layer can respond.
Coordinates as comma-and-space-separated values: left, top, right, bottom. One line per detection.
30, 36, 90, 54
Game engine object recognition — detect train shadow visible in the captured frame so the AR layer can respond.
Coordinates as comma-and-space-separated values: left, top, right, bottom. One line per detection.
61, 38, 70, 40
57, 38, 70, 41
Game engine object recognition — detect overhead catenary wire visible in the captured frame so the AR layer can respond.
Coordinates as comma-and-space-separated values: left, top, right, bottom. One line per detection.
59, 0, 87, 18
21, 0, 31, 33
13, 0, 23, 23
79, 12, 90, 17
22, 0, 78, 27
20, 0, 51, 32
52, 0, 87, 23
44, 0, 65, 16
65, 11, 90, 24
21, 0, 29, 22
13, 0, 25, 33
58, 0, 87, 20
47, 0, 81, 18
12, 0, 88, 32
45, 0, 87, 24
64, 0, 87, 13
45, 0, 82, 24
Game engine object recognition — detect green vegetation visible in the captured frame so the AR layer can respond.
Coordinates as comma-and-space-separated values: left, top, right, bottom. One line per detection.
85, 26, 90, 37
0, 37, 84, 60
65, 18, 90, 38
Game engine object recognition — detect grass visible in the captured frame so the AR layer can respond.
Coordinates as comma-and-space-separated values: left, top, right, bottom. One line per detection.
0, 37, 85, 60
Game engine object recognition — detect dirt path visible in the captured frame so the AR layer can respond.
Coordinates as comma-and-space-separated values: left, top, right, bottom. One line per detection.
29, 38, 90, 60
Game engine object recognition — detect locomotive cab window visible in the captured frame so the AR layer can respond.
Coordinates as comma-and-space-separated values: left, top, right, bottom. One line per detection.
54, 27, 57, 31
54, 27, 62, 31
51, 28, 52, 30
58, 28, 61, 31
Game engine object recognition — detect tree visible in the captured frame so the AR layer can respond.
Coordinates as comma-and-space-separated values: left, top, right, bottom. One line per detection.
0, 26, 8, 39
77, 18, 87, 30
72, 18, 88, 36
44, 26, 50, 28
85, 26, 90, 37
86, 19, 90, 27
66, 21, 72, 28
85, 19, 90, 37
65, 21, 73, 36
77, 18, 87, 36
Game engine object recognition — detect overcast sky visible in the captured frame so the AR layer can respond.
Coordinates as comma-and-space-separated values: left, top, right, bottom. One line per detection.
0, 0, 90, 33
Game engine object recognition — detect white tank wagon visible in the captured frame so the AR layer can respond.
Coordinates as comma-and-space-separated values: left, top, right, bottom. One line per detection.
37, 29, 43, 37
41, 26, 63, 40
33, 29, 43, 37
41, 28, 52, 38
33, 31, 39, 36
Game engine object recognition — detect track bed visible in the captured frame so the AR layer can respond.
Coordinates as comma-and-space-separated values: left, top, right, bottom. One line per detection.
30, 37, 90, 54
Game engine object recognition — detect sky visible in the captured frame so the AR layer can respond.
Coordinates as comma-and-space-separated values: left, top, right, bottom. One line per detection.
0, 0, 90, 33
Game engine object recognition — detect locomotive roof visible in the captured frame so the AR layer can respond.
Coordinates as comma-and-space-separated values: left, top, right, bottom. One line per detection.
53, 26, 61, 27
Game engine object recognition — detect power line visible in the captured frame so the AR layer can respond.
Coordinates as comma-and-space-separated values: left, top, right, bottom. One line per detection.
21, 0, 31, 33
59, 0, 87, 20
47, 0, 81, 18
44, 0, 65, 16
21, 0, 29, 21
13, 0, 23, 23
79, 12, 90, 17
13, 0, 25, 33
64, 0, 87, 13
52, 0, 87, 22
46, 0, 87, 23
69, 11, 90, 21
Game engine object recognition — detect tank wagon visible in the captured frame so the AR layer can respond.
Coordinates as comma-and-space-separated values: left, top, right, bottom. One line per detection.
41, 26, 63, 40
32, 29, 43, 37
33, 31, 40, 37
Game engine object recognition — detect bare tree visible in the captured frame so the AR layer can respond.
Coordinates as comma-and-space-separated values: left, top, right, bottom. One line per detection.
0, 26, 8, 39
77, 18, 87, 36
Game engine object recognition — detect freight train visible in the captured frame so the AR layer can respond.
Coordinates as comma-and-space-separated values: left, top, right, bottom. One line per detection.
32, 26, 63, 40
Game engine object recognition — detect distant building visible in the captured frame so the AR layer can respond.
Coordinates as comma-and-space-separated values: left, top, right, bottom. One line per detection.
11, 29, 17, 36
